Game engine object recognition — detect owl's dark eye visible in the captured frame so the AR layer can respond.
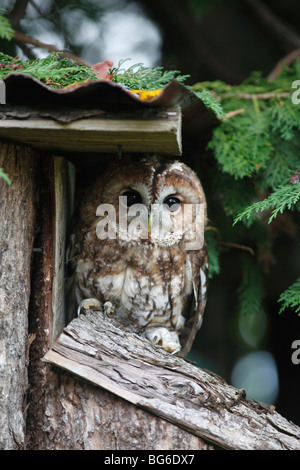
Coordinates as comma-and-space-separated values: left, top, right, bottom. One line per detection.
163, 196, 181, 212
122, 190, 143, 207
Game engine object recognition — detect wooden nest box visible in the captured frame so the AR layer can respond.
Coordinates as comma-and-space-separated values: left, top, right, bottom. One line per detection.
1, 74, 299, 451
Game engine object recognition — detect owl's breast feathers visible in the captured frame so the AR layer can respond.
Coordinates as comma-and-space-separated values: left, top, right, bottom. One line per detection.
72, 230, 208, 354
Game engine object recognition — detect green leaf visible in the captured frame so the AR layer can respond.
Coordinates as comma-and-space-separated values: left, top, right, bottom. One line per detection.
258, 133, 300, 190
205, 228, 221, 278
0, 11, 14, 41
0, 52, 97, 86
192, 88, 225, 118
110, 58, 190, 91
237, 257, 265, 315
278, 278, 300, 315
236, 257, 265, 317
0, 168, 12, 185
271, 100, 300, 140
234, 183, 300, 226
208, 105, 272, 179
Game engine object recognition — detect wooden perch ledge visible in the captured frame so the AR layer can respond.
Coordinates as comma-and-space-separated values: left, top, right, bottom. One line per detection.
43, 309, 300, 450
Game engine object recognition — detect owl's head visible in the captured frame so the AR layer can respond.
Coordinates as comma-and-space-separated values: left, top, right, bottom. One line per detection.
92, 156, 207, 249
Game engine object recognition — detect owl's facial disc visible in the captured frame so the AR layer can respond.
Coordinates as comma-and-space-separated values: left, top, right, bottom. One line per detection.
97, 160, 206, 247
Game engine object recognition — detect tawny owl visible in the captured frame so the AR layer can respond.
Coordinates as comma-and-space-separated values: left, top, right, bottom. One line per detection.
66, 156, 208, 357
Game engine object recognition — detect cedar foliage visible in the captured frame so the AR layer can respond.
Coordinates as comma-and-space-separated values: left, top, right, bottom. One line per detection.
192, 63, 300, 318
0, 10, 14, 41
0, 52, 98, 86
110, 58, 190, 90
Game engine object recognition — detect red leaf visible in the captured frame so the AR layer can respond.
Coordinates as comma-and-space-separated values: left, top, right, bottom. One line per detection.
91, 60, 114, 80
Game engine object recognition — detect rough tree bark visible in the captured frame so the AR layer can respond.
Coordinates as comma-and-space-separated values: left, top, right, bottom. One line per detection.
39, 368, 214, 450
43, 309, 300, 451
0, 142, 38, 449
24, 154, 56, 450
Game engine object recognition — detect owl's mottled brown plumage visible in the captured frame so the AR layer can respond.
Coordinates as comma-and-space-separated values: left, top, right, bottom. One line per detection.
66, 156, 208, 357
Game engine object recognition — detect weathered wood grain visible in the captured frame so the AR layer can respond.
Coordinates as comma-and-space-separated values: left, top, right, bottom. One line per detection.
51, 157, 75, 341
43, 309, 300, 450
0, 108, 182, 155
41, 367, 214, 450
0, 142, 38, 449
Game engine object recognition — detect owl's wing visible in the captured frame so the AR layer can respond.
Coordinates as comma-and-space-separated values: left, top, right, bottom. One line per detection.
179, 244, 209, 357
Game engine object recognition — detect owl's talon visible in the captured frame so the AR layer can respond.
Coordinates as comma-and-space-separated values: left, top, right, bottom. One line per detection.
170, 346, 181, 355
145, 327, 181, 354
103, 301, 115, 319
77, 298, 101, 316
152, 335, 159, 345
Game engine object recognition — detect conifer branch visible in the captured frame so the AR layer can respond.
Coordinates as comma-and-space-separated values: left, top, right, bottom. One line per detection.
236, 256, 265, 317
221, 92, 290, 100
0, 10, 14, 40
233, 184, 300, 226
279, 278, 300, 315
219, 241, 255, 256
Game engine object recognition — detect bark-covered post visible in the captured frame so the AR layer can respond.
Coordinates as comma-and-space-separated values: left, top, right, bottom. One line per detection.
0, 142, 38, 449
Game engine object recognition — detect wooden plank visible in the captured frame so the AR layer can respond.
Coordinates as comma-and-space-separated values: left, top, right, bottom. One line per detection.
0, 108, 182, 155
51, 157, 75, 342
43, 309, 300, 450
